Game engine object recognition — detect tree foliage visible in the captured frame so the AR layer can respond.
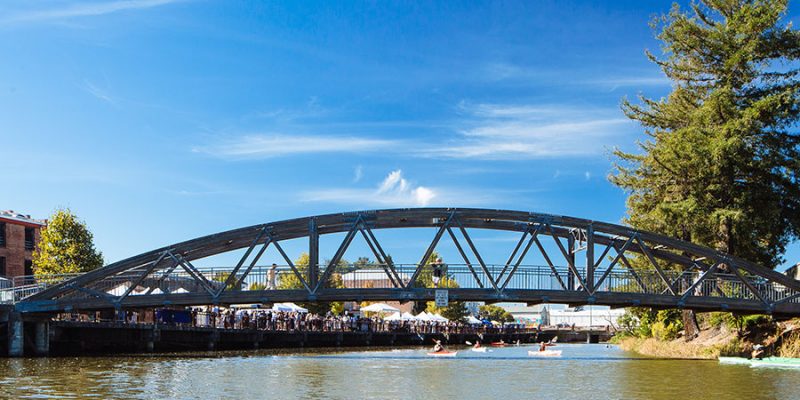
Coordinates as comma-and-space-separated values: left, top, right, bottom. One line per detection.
479, 304, 515, 323
32, 208, 103, 277
414, 252, 469, 322
611, 0, 800, 269
277, 252, 344, 314
211, 272, 242, 291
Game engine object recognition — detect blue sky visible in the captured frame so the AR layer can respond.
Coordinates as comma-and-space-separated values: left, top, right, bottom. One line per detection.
1, 0, 798, 270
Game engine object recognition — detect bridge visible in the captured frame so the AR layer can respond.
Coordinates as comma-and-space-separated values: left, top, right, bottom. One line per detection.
8, 207, 800, 317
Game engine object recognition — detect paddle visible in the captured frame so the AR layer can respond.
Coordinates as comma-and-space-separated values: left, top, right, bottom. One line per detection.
465, 341, 473, 345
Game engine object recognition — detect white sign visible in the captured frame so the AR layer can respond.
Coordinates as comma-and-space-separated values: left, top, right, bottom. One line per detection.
435, 290, 449, 307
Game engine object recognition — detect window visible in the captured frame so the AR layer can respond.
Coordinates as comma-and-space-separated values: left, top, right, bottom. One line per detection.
0, 257, 5, 277
24, 227, 34, 250
24, 260, 33, 283
0, 222, 5, 247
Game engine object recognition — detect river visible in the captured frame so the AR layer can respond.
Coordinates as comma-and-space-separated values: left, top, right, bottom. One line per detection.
1, 344, 798, 399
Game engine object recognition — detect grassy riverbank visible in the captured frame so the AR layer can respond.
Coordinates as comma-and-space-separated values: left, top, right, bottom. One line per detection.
614, 328, 740, 359
614, 314, 800, 360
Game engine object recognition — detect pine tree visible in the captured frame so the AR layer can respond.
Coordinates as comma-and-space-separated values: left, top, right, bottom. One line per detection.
612, 0, 800, 270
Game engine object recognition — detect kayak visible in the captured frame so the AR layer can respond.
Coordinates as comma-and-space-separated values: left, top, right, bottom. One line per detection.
528, 350, 562, 357
750, 357, 800, 368
471, 347, 488, 353
490, 342, 507, 347
718, 357, 751, 365
718, 356, 800, 368
428, 351, 458, 357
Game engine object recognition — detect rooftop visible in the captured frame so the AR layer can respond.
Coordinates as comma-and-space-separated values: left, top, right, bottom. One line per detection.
0, 210, 46, 226
341, 269, 410, 281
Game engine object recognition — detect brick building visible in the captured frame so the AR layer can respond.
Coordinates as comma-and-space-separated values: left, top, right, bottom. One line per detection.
0, 210, 46, 279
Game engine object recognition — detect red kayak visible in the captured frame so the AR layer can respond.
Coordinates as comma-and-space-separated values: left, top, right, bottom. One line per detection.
490, 342, 507, 347
427, 351, 458, 357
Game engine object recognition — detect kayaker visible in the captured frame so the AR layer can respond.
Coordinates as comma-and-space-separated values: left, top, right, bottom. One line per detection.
539, 341, 547, 352
433, 339, 444, 353
751, 344, 765, 360
473, 340, 481, 349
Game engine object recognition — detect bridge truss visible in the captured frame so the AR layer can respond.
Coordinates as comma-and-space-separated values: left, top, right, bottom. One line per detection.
18, 208, 800, 317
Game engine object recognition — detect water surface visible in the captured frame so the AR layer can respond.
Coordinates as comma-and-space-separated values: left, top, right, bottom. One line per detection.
1, 344, 798, 399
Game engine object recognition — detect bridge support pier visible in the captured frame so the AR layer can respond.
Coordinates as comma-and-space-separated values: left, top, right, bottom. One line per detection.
7, 312, 23, 357
34, 321, 49, 356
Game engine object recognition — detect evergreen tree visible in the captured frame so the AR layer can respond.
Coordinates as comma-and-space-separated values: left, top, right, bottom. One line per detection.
612, 0, 800, 269
32, 209, 103, 277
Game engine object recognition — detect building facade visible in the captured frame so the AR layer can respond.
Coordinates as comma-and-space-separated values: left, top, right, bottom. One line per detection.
340, 269, 414, 314
786, 263, 800, 281
0, 210, 46, 280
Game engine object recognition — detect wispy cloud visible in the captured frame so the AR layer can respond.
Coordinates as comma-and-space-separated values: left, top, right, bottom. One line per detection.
301, 169, 500, 208
425, 102, 632, 160
81, 80, 116, 104
352, 165, 364, 183
483, 62, 670, 89
2, 0, 184, 25
193, 134, 399, 159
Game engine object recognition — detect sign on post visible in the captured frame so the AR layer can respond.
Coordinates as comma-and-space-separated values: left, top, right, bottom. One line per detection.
435, 289, 449, 307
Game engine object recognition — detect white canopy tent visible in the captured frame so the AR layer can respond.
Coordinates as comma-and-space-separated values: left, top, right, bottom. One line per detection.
360, 303, 400, 313
430, 314, 449, 322
272, 302, 308, 313
385, 312, 418, 321
384, 312, 403, 321
415, 311, 431, 321
466, 315, 482, 324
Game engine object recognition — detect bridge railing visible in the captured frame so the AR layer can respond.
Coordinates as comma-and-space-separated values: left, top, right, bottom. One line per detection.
0, 273, 82, 304
32, 263, 799, 308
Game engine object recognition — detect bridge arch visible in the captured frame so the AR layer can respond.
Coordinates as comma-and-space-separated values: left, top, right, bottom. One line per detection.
20, 208, 800, 317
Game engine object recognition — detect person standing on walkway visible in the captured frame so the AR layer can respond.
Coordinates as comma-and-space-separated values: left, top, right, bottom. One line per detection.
432, 257, 444, 288
268, 263, 278, 290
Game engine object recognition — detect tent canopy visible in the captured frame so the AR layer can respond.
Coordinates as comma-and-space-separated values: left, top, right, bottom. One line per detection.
272, 302, 308, 313
385, 312, 417, 321
430, 314, 448, 322
360, 303, 400, 313
466, 315, 482, 324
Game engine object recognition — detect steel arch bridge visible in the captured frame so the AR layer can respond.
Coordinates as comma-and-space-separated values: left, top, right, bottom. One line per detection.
17, 208, 800, 317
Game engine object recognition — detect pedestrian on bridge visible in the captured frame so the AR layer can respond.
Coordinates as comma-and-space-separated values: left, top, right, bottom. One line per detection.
432, 257, 444, 288
268, 264, 277, 290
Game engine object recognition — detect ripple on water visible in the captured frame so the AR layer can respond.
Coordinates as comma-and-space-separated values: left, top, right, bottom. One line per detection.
0, 345, 799, 399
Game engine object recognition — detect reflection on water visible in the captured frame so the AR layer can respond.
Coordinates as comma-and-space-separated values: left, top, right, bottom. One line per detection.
1, 344, 798, 399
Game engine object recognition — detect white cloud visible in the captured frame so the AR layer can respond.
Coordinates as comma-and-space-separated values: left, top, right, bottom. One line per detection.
193, 134, 398, 159
352, 165, 363, 183
585, 171, 592, 180
302, 169, 503, 207
1, 0, 185, 25
428, 103, 633, 160
304, 169, 436, 207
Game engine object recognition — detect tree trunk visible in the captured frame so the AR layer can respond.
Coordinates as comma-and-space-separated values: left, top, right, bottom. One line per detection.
683, 309, 700, 341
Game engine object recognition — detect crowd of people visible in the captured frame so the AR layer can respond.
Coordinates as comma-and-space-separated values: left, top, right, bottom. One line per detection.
183, 307, 531, 335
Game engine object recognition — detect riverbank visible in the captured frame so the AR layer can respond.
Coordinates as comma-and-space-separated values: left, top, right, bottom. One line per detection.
616, 317, 800, 360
